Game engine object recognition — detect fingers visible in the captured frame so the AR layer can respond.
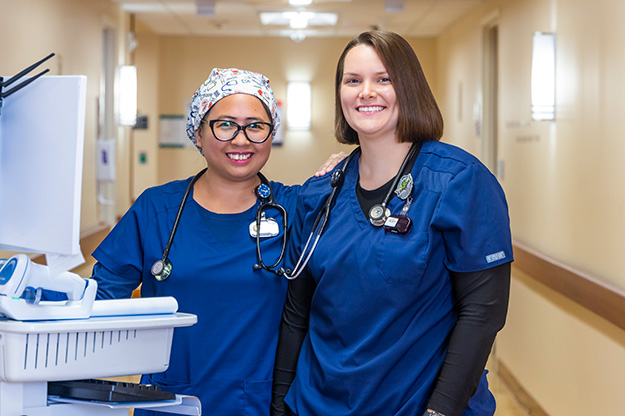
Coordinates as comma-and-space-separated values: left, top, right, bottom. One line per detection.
314, 151, 347, 177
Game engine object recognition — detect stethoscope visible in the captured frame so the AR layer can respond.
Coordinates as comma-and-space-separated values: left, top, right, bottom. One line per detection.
281, 147, 360, 280
252, 173, 288, 276
150, 168, 287, 281
282, 143, 418, 280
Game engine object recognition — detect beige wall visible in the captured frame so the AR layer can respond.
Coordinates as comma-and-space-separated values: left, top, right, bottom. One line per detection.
132, 20, 160, 200
0, 0, 128, 260
437, 0, 625, 413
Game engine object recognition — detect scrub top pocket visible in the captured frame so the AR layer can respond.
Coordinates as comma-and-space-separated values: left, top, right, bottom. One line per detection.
378, 188, 440, 284
378, 230, 428, 284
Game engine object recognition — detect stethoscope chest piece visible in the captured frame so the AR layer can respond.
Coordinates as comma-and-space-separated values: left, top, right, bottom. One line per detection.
151, 259, 172, 281
256, 183, 271, 199
369, 204, 390, 226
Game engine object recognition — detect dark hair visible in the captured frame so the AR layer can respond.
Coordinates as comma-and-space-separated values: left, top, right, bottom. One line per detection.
334, 30, 444, 144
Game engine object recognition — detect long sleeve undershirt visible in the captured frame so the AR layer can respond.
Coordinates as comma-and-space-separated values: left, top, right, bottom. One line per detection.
271, 262, 511, 416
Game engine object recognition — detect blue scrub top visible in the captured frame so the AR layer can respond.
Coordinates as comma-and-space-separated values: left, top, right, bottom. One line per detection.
285, 141, 513, 416
92, 175, 299, 416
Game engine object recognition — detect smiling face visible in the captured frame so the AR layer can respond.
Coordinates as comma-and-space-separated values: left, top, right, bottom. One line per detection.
340, 44, 399, 143
195, 93, 272, 184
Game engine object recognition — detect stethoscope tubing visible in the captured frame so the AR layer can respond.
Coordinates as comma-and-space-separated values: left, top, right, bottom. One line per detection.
283, 148, 360, 280
255, 173, 288, 273
151, 168, 207, 280
163, 168, 207, 261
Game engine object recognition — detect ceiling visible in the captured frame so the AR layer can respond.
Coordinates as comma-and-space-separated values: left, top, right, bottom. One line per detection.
112, 0, 484, 39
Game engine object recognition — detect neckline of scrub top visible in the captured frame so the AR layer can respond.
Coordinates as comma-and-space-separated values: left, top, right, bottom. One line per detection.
347, 143, 423, 230
189, 188, 258, 243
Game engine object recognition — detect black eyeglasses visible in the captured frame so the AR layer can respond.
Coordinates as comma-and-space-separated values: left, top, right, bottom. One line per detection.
201, 119, 273, 143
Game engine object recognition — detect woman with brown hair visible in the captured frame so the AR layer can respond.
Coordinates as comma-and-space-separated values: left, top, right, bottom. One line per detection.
272, 30, 513, 416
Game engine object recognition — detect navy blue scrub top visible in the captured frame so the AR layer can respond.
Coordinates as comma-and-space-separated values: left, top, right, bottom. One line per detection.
284, 141, 513, 416
92, 176, 299, 416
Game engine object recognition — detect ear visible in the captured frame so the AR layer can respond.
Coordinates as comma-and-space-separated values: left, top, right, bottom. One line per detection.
195, 128, 204, 150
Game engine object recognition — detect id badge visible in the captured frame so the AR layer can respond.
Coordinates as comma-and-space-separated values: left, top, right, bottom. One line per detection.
383, 215, 412, 234
250, 216, 280, 238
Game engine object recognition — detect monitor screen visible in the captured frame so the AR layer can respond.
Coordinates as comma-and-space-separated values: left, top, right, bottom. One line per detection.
0, 75, 87, 256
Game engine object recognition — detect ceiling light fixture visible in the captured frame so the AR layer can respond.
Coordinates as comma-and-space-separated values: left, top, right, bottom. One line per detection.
289, 0, 313, 5
288, 12, 313, 29
290, 30, 306, 42
196, 0, 216, 16
384, 0, 404, 12
260, 12, 337, 28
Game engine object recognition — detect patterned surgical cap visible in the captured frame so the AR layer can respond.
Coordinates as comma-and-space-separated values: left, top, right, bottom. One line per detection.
186, 68, 280, 151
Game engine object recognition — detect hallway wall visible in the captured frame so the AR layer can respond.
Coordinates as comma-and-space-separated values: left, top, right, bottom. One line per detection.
0, 0, 129, 257
436, 0, 625, 413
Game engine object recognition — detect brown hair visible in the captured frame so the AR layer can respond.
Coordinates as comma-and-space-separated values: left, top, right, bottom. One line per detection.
334, 30, 443, 144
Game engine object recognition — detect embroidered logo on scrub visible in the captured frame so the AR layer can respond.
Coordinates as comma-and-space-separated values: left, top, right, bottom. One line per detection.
486, 251, 506, 263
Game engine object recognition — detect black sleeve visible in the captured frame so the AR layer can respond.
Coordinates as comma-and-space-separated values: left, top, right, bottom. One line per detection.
271, 275, 317, 416
426, 262, 511, 416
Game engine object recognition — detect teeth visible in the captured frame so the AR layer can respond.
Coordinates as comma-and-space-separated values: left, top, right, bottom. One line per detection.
228, 153, 251, 161
358, 106, 384, 112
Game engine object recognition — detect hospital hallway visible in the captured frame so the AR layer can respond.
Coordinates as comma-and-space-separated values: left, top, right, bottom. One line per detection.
3, 0, 625, 415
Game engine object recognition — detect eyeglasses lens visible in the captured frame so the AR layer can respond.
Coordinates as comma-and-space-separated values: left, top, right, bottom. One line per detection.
211, 120, 271, 143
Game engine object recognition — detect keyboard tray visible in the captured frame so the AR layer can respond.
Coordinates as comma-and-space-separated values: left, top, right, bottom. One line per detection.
48, 379, 176, 403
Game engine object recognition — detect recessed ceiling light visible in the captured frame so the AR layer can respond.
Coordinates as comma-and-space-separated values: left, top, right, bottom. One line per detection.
196, 0, 216, 16
384, 0, 404, 12
259, 12, 337, 27
289, 0, 313, 5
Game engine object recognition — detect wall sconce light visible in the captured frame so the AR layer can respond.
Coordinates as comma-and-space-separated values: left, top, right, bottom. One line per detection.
287, 81, 311, 130
531, 32, 556, 121
119, 65, 137, 126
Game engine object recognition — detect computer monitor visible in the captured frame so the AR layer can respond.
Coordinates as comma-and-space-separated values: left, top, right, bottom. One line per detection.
0, 75, 87, 256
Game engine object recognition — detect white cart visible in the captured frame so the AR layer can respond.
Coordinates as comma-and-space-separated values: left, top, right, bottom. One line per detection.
0, 313, 200, 415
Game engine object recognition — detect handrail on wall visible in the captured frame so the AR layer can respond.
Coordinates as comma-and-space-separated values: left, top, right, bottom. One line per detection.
512, 241, 625, 331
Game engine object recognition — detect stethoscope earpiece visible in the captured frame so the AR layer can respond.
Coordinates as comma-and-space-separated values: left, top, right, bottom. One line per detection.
331, 169, 345, 188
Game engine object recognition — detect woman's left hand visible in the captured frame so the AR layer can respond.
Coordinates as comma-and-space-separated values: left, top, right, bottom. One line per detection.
314, 151, 347, 177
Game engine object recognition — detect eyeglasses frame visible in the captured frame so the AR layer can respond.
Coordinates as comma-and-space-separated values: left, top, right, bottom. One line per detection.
201, 119, 274, 144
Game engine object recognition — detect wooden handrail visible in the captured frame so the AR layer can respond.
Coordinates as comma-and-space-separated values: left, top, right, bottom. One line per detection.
513, 241, 625, 331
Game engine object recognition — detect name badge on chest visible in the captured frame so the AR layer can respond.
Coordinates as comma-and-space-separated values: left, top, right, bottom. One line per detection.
383, 195, 413, 235
249, 212, 280, 238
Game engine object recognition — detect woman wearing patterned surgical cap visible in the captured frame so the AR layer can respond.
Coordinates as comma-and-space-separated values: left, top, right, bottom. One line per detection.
91, 68, 343, 416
